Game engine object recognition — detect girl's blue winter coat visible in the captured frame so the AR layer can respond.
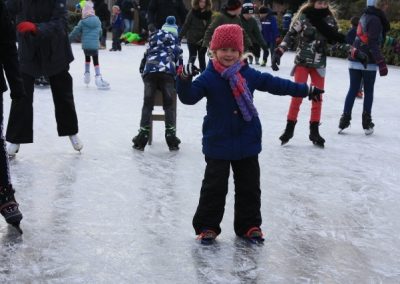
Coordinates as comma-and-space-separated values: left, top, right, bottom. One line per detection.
69, 15, 102, 50
177, 61, 309, 160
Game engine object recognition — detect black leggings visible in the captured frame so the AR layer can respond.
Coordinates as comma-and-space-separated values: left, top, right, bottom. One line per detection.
85, 55, 99, 66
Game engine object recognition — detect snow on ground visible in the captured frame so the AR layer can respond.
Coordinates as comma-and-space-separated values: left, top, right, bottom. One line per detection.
1, 41, 400, 283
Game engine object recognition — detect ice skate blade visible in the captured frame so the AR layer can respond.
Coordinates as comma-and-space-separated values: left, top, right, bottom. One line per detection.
168, 146, 180, 151
11, 224, 23, 234
312, 141, 325, 148
133, 145, 145, 151
364, 129, 374, 135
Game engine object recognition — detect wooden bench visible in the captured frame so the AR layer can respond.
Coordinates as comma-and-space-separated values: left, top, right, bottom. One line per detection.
148, 90, 177, 145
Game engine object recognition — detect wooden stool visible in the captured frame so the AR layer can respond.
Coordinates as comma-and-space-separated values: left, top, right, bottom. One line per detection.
148, 90, 177, 145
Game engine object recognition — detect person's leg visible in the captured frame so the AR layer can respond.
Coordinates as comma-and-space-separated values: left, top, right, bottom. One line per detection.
197, 46, 207, 72
287, 66, 309, 121
253, 43, 261, 64
140, 74, 157, 128
309, 68, 325, 123
231, 156, 261, 236
343, 69, 363, 115
6, 73, 35, 144
159, 74, 176, 127
193, 157, 231, 235
84, 54, 91, 74
123, 18, 130, 33
187, 43, 198, 65
111, 29, 117, 50
361, 70, 377, 114
0, 95, 10, 186
48, 68, 79, 136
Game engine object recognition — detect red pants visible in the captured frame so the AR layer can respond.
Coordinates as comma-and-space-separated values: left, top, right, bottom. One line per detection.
287, 66, 325, 122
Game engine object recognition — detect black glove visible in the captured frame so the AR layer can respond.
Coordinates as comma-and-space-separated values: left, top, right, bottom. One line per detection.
139, 55, 146, 74
351, 47, 368, 69
308, 85, 324, 102
181, 63, 200, 79
271, 48, 283, 71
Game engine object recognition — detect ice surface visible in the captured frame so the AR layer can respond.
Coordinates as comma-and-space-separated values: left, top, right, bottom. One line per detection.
1, 41, 400, 283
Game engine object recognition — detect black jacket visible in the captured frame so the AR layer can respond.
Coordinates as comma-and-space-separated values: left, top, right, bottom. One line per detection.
0, 0, 24, 99
94, 0, 111, 27
147, 0, 187, 29
6, 0, 74, 77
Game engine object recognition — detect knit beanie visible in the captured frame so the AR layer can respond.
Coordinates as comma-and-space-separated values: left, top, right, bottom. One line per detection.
367, 0, 378, 6
226, 0, 242, 11
242, 3, 254, 14
210, 24, 244, 53
162, 16, 178, 37
82, 0, 95, 18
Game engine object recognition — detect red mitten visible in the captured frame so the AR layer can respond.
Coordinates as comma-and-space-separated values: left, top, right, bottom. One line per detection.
17, 21, 37, 34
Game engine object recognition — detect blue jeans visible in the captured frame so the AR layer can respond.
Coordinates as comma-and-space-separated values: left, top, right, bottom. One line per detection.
123, 19, 133, 33
343, 68, 376, 115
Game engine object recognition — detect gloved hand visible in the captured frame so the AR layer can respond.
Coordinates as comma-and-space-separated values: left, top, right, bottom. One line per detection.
271, 47, 284, 71
308, 85, 324, 102
180, 63, 200, 79
17, 21, 37, 34
377, 60, 388, 76
139, 56, 146, 74
351, 47, 368, 69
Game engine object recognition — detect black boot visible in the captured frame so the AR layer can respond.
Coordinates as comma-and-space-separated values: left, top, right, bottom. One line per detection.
309, 121, 325, 148
362, 112, 375, 135
279, 120, 296, 145
338, 113, 351, 133
132, 126, 150, 151
165, 125, 181, 151
0, 185, 23, 233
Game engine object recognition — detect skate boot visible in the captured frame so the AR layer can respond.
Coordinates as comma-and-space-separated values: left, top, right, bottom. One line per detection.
165, 126, 181, 151
7, 143, 20, 157
95, 75, 110, 90
255, 57, 260, 65
338, 113, 351, 133
196, 229, 217, 245
84, 72, 90, 85
279, 120, 296, 145
242, 227, 264, 244
0, 185, 23, 233
309, 121, 325, 148
362, 112, 375, 135
69, 134, 83, 152
132, 127, 150, 151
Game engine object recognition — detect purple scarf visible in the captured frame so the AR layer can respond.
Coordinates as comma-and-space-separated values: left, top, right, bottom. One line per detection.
212, 59, 258, 122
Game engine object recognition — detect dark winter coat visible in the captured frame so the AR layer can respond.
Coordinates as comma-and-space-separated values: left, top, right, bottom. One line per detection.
176, 61, 309, 160
111, 13, 124, 31
0, 0, 24, 99
121, 0, 137, 20
93, 0, 111, 28
69, 15, 102, 50
141, 29, 183, 77
260, 13, 279, 44
240, 15, 267, 49
180, 9, 212, 46
346, 26, 357, 45
147, 0, 187, 29
351, 6, 388, 65
202, 10, 252, 50
6, 0, 74, 77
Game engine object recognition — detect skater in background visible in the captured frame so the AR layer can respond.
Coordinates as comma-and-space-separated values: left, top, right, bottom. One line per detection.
110, 5, 124, 51
271, 0, 367, 147
93, 0, 111, 49
240, 2, 268, 65
5, 0, 83, 156
346, 16, 364, 99
132, 24, 183, 151
176, 24, 324, 244
338, 0, 390, 135
69, 0, 110, 90
259, 6, 279, 67
179, 0, 212, 72
0, 0, 24, 233
162, 16, 179, 38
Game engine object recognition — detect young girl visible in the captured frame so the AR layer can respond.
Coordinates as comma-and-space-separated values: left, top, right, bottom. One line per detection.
179, 0, 212, 72
69, 0, 110, 90
1, 0, 23, 233
272, 0, 353, 147
176, 24, 323, 244
338, 0, 390, 135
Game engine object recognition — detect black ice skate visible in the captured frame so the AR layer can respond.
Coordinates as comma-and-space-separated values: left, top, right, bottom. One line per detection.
279, 120, 296, 145
338, 113, 351, 134
0, 185, 23, 234
132, 127, 150, 151
362, 112, 375, 135
165, 126, 181, 151
309, 121, 325, 148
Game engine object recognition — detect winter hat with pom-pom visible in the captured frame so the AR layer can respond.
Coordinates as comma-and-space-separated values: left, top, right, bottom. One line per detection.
210, 24, 244, 53
82, 0, 95, 18
162, 16, 178, 37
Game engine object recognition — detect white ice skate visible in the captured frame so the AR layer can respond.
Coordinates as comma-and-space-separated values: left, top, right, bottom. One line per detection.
95, 75, 110, 90
69, 135, 83, 152
84, 72, 90, 85
7, 143, 20, 157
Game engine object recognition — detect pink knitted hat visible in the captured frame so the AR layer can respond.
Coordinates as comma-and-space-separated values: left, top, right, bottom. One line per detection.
82, 1, 95, 18
210, 24, 244, 53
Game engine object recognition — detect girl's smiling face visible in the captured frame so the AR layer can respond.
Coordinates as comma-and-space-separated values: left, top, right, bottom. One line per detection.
214, 48, 241, 67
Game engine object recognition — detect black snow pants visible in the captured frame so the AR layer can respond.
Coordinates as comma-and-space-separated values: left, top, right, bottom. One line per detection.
6, 69, 79, 144
140, 72, 176, 128
193, 155, 262, 236
0, 95, 10, 186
